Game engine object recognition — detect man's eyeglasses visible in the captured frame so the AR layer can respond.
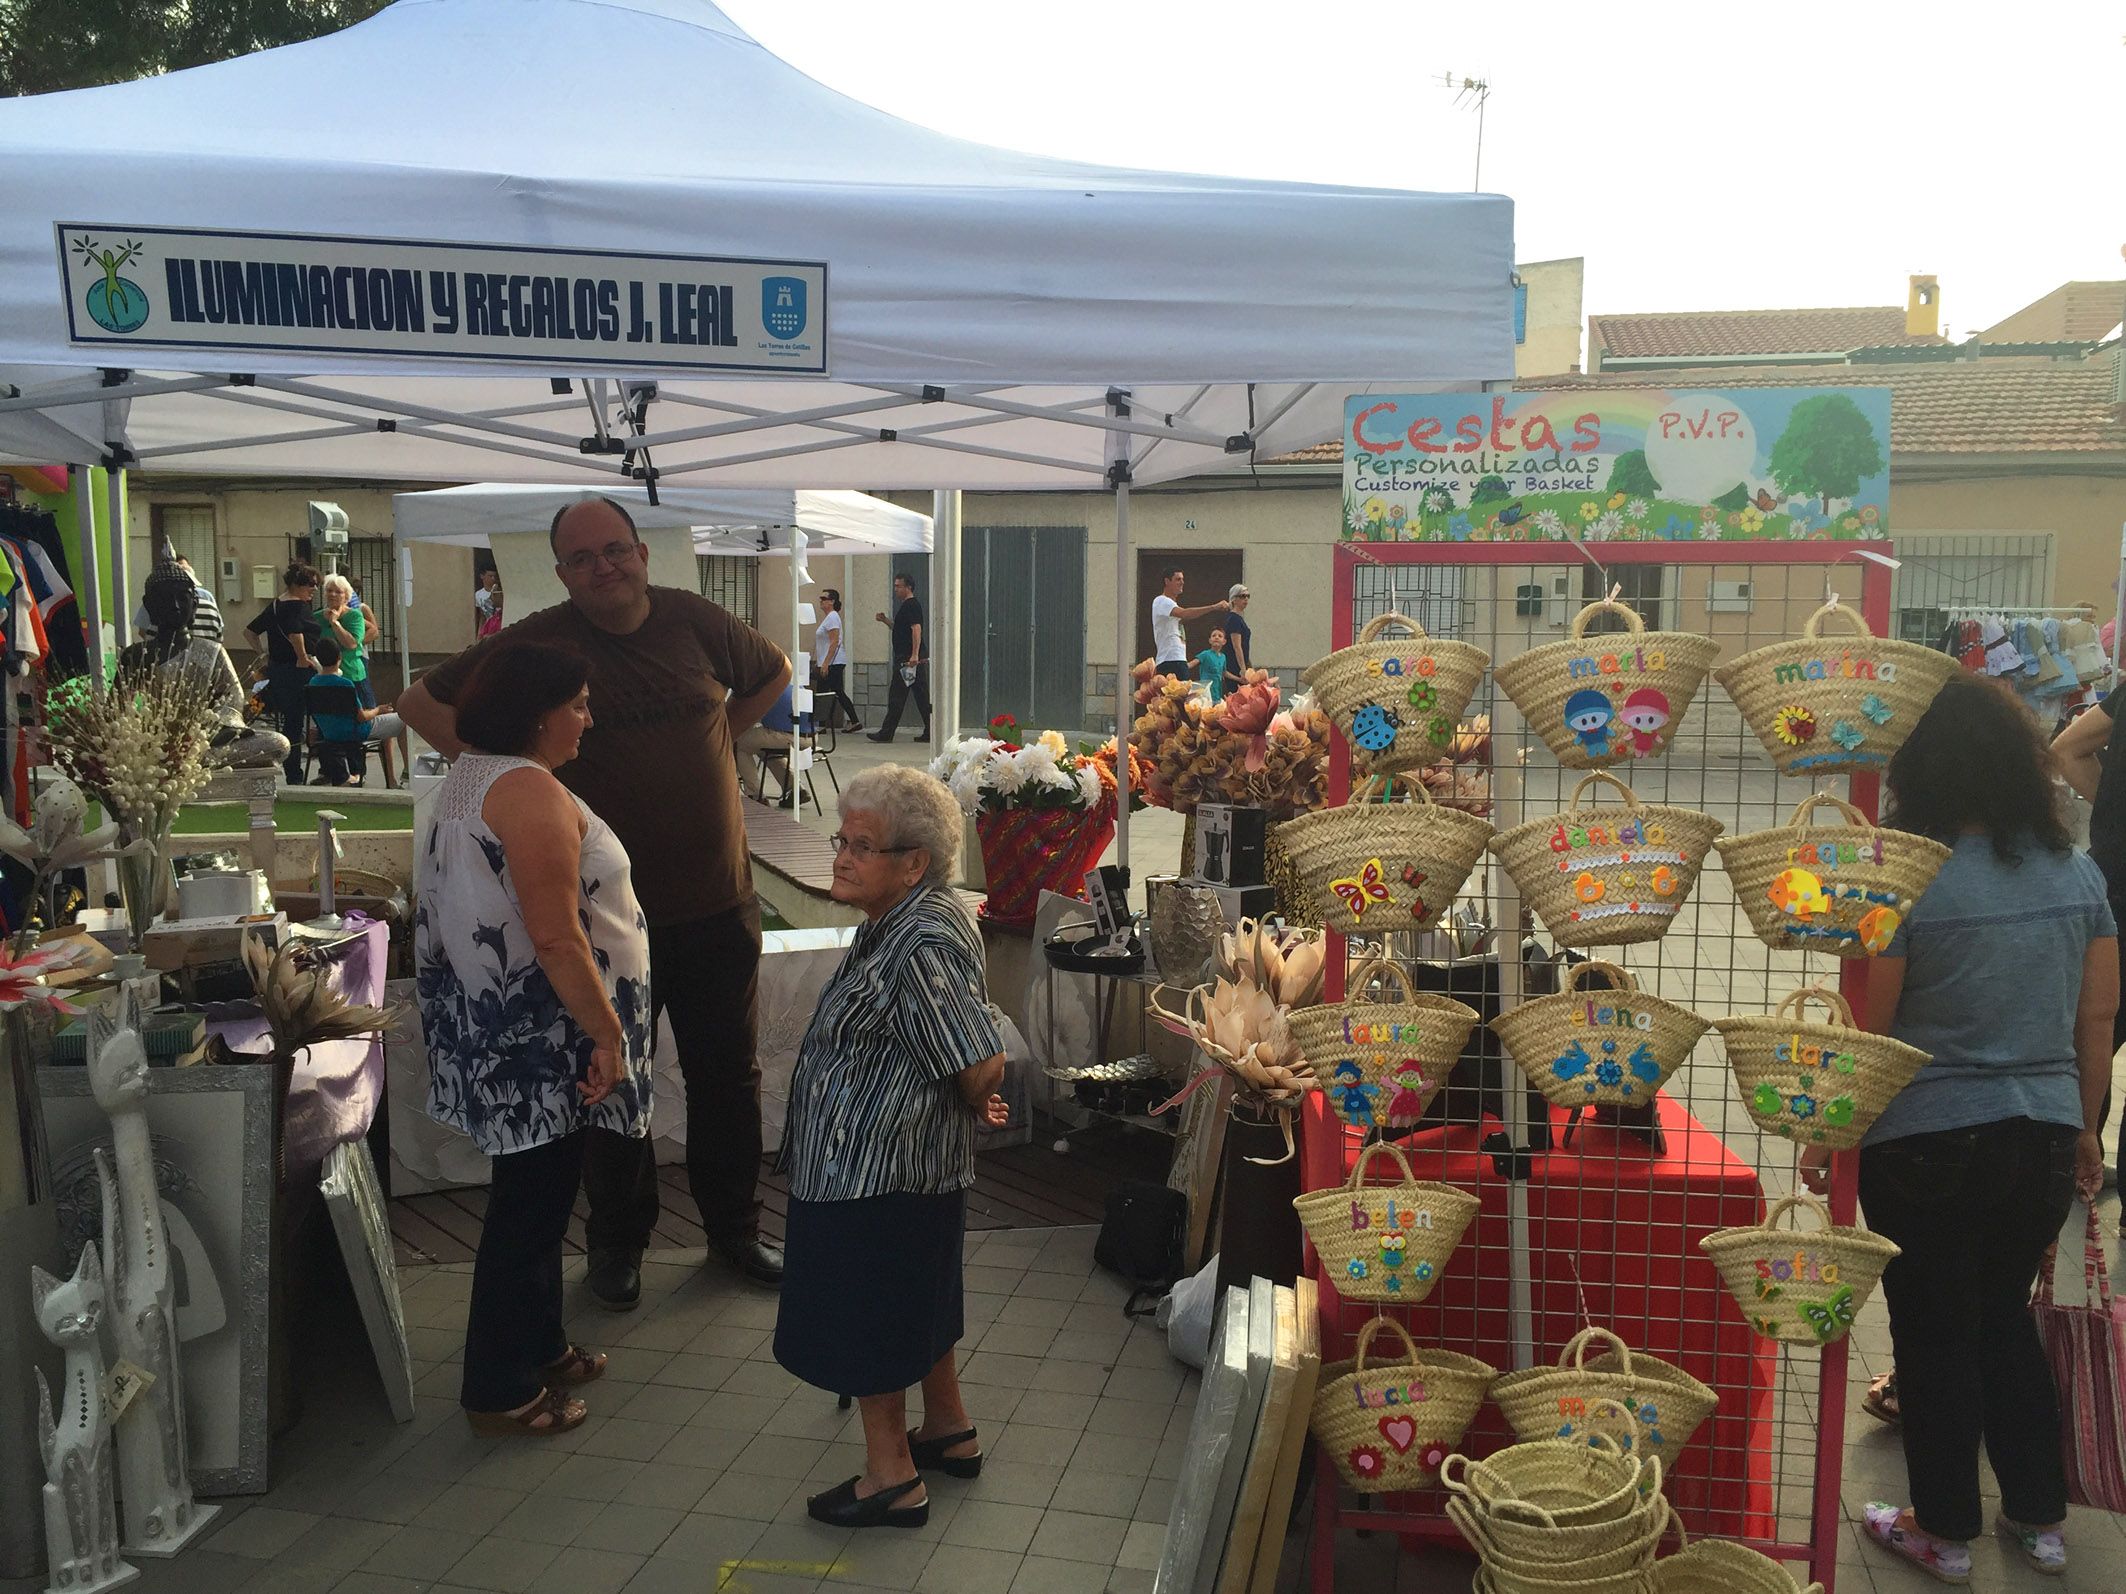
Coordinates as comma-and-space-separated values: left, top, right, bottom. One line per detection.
830, 833, 916, 860
560, 542, 639, 575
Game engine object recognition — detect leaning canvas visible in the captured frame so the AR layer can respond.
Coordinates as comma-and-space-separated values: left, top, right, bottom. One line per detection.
321, 1140, 415, 1424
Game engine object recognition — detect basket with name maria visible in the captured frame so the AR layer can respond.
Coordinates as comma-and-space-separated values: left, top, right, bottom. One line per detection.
1302, 611, 1491, 776
1312, 1316, 1497, 1494
1287, 957, 1479, 1131
1491, 599, 1719, 770
1490, 1326, 1717, 1476
1277, 774, 1494, 933
1713, 793, 1951, 958
1700, 1192, 1900, 1346
1714, 597, 1958, 777
1491, 771, 1723, 948
1293, 1140, 1480, 1304
1714, 983, 1930, 1149
1492, 960, 1711, 1114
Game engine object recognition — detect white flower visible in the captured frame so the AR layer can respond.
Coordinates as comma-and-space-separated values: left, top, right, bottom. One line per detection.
986, 757, 1029, 796
1344, 500, 1369, 534
1533, 508, 1565, 537
1074, 766, 1102, 807
1016, 742, 1060, 779
1590, 510, 1624, 541
1627, 498, 1650, 522
946, 766, 984, 813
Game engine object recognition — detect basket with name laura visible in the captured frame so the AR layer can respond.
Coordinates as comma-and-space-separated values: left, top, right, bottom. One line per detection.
1301, 610, 1491, 776
1491, 959, 1710, 1114
1713, 793, 1950, 958
1312, 1316, 1497, 1494
1699, 1192, 1900, 1346
1714, 982, 1929, 1149
1490, 599, 1718, 770
1287, 956, 1479, 1131
1490, 771, 1722, 948
1292, 1140, 1480, 1304
1490, 1326, 1717, 1478
1277, 773, 1494, 933
1713, 597, 1958, 777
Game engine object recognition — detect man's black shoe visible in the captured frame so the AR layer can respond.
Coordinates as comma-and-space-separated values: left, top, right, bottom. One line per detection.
866, 732, 893, 743
585, 1248, 642, 1311
712, 1236, 785, 1287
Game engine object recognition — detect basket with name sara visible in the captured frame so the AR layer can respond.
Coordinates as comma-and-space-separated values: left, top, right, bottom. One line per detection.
1277, 774, 1494, 933
1715, 983, 1929, 1150
1293, 1141, 1480, 1304
1491, 960, 1710, 1114
1700, 1193, 1899, 1346
1287, 957, 1479, 1131
1490, 772, 1722, 948
1490, 1326, 1717, 1477
1714, 598, 1959, 777
1312, 1316, 1497, 1494
1490, 599, 1718, 770
1713, 794, 1950, 959
1302, 611, 1491, 775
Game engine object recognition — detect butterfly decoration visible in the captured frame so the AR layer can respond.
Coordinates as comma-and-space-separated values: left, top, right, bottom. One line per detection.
1860, 694, 1893, 726
1801, 1285, 1857, 1343
1401, 863, 1429, 919
1830, 720, 1866, 753
1330, 858, 1392, 920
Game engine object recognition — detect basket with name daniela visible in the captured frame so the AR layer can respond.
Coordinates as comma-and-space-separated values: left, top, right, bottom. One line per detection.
1644, 1540, 1824, 1594
1312, 1316, 1497, 1494
1491, 599, 1718, 770
1293, 1141, 1480, 1304
1713, 597, 1959, 777
1714, 983, 1930, 1149
1700, 1193, 1900, 1346
1302, 610, 1491, 776
1490, 771, 1723, 948
1287, 957, 1479, 1131
1490, 1326, 1717, 1477
1491, 960, 1710, 1114
1277, 774, 1494, 933
1713, 794, 1950, 958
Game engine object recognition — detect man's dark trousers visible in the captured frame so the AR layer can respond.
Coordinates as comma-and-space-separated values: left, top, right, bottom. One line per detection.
876, 662, 932, 738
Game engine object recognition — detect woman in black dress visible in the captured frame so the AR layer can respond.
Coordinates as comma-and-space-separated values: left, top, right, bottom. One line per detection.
243, 561, 321, 784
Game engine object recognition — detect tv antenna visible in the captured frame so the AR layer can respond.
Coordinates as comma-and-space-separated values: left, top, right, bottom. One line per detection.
1438, 71, 1492, 191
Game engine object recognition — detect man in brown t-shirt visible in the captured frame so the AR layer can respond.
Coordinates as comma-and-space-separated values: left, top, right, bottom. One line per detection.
400, 497, 792, 1304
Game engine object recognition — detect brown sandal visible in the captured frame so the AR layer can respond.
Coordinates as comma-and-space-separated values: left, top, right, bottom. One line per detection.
1863, 1370, 1900, 1426
466, 1386, 587, 1438
541, 1345, 607, 1386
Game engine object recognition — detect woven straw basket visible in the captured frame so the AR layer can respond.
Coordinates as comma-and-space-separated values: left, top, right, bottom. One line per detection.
1303, 611, 1491, 776
1715, 983, 1930, 1149
1278, 774, 1494, 933
1700, 1193, 1900, 1346
1492, 600, 1718, 770
1441, 1409, 1654, 1530
1491, 771, 1723, 948
1493, 960, 1711, 1113
1644, 1540, 1823, 1594
1491, 1327, 1717, 1474
1311, 1317, 1496, 1493
1452, 1493, 1677, 1590
1288, 958, 1479, 1131
1714, 794, 1951, 959
1714, 598, 1959, 778
1293, 1141, 1479, 1304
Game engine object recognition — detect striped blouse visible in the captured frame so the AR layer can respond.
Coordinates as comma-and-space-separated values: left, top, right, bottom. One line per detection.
783, 885, 1003, 1203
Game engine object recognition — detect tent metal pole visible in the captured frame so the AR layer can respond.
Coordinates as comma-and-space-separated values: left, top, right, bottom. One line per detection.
931, 490, 961, 757
397, 545, 415, 769
788, 525, 805, 824
105, 467, 129, 648
1111, 407, 1134, 890
73, 469, 104, 679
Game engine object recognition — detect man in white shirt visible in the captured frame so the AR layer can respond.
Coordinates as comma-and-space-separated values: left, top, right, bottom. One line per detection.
1150, 565, 1227, 677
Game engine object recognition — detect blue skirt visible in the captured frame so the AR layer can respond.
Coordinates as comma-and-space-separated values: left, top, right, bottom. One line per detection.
774, 1189, 966, 1397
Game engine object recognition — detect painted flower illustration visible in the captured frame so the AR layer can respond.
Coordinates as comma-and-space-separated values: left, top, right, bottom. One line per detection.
1345, 501, 1370, 535
1421, 485, 1456, 515
1448, 513, 1472, 540
1860, 504, 1879, 525
1534, 508, 1565, 537
1860, 694, 1893, 726
1579, 501, 1601, 523
1387, 503, 1407, 528
1739, 507, 1766, 534
1843, 515, 1861, 532
1591, 510, 1624, 541
1627, 498, 1650, 522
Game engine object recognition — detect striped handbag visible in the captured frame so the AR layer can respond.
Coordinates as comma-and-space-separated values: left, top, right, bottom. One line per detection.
2033, 1203, 2126, 1511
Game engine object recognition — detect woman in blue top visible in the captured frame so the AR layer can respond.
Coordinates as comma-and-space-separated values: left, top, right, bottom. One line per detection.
1830, 676, 2116, 1582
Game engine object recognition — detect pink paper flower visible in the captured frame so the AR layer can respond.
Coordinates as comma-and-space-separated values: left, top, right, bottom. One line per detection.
0, 942, 94, 1013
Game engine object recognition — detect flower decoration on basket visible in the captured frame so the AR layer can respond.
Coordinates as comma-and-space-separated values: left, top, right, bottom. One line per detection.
1128, 663, 1329, 817
1490, 598, 1719, 769
1311, 1315, 1496, 1495
1287, 956, 1479, 1130
1292, 1141, 1479, 1303
1279, 773, 1494, 932
1700, 1193, 1899, 1346
1713, 793, 1950, 959
1714, 982, 1928, 1148
1489, 1326, 1717, 1478
1300, 611, 1490, 775
1490, 771, 1722, 949
1491, 959, 1710, 1114
932, 727, 1118, 929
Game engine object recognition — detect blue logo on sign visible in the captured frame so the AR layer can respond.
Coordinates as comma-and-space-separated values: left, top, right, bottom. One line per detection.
762, 277, 807, 341
71, 235, 151, 334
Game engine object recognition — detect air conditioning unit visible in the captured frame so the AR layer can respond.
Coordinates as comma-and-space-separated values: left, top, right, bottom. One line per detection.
308, 500, 350, 549
1708, 579, 1754, 614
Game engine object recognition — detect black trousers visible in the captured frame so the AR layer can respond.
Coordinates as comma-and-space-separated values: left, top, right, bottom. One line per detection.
265, 663, 308, 785
461, 1129, 586, 1411
875, 662, 931, 738
583, 901, 763, 1253
1860, 1117, 2076, 1540
814, 663, 859, 729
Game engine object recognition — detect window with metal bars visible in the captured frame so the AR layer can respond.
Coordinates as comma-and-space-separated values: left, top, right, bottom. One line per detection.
697, 555, 759, 625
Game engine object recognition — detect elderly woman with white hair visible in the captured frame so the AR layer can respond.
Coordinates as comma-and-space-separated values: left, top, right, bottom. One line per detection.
314, 572, 398, 786
775, 764, 1008, 1531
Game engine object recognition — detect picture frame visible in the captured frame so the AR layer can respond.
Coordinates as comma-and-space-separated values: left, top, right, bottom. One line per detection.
320, 1138, 416, 1424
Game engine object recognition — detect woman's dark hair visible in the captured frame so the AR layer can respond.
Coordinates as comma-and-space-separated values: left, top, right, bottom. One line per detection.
284, 561, 321, 590
819, 588, 840, 607
1885, 674, 2072, 862
455, 642, 589, 755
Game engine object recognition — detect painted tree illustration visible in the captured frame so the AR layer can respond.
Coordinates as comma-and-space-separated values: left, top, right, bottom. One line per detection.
1711, 483, 1750, 512
1471, 474, 1511, 506
1768, 394, 1885, 515
1608, 450, 1660, 498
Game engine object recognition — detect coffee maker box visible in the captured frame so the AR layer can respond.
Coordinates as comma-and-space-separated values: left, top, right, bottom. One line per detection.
1192, 803, 1267, 889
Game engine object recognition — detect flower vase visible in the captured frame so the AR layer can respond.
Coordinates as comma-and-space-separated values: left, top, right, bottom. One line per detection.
975, 801, 1117, 930
115, 828, 173, 952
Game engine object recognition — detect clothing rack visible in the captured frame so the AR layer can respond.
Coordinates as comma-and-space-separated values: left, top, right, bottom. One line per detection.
1942, 604, 2095, 618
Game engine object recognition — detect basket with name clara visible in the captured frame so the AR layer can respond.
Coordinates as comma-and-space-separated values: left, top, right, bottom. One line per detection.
1714, 596, 1959, 777
1491, 1326, 1717, 1474
1713, 793, 1950, 958
1492, 960, 1710, 1113
1491, 599, 1718, 770
1490, 771, 1722, 948
1293, 1141, 1479, 1304
1312, 1316, 1497, 1494
1287, 957, 1479, 1131
1715, 983, 1929, 1148
1302, 611, 1491, 775
1277, 774, 1494, 932
1700, 1193, 1900, 1345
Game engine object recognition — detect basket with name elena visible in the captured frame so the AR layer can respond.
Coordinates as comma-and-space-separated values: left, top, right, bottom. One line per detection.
1490, 599, 1718, 770
1714, 983, 1929, 1149
1277, 774, 1494, 932
1286, 957, 1480, 1131
1491, 960, 1711, 1113
1489, 1326, 1718, 1478
1713, 794, 1950, 958
1301, 610, 1491, 775
1292, 1141, 1480, 1304
1312, 1316, 1498, 1494
1699, 1193, 1900, 1346
1490, 772, 1722, 948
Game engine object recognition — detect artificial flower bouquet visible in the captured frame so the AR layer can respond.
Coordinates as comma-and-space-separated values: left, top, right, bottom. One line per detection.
1128, 663, 1330, 819
930, 716, 1110, 816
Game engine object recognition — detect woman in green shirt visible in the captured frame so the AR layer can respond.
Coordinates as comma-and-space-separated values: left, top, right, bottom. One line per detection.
317, 574, 399, 786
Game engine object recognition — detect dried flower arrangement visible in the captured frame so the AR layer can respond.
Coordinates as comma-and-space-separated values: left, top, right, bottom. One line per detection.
1127, 663, 1331, 818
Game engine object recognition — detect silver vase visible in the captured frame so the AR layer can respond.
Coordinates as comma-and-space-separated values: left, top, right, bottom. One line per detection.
1147, 876, 1226, 987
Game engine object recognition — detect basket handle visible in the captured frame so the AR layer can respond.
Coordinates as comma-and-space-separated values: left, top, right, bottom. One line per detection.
1801, 598, 1878, 642
1559, 959, 1639, 1001
1566, 769, 1645, 815
1473, 1494, 1563, 1532
1578, 1395, 1643, 1457
1757, 1192, 1837, 1237
1772, 982, 1856, 1028
1563, 1325, 1636, 1378
1568, 598, 1648, 640
1785, 792, 1872, 831
1344, 1138, 1422, 1195
1353, 772, 1439, 807
1350, 1313, 1424, 1378
1357, 611, 1432, 646
1344, 956, 1420, 1006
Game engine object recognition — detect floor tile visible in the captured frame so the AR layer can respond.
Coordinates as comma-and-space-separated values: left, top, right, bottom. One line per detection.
625, 1462, 722, 1513
364, 1523, 483, 1579
962, 1463, 1064, 1511
1068, 1433, 1153, 1479
1115, 1521, 1163, 1573
654, 1422, 753, 1471
493, 1492, 605, 1547
916, 1543, 1025, 1594
1010, 1391, 1097, 1433
573, 1417, 683, 1462
656, 1352, 744, 1390
541, 1454, 644, 1503
206, 1505, 326, 1559
570, 1502, 684, 1557
700, 1469, 802, 1520
652, 1510, 766, 1567
1084, 1397, 1170, 1441
1048, 1468, 1145, 1520
443, 1533, 562, 1591
943, 1501, 1046, 1554
280, 1516, 403, 1570
412, 1483, 525, 1537
832, 1530, 940, 1592
735, 1434, 832, 1479
1009, 1554, 1109, 1594
692, 1390, 786, 1432
1026, 1510, 1128, 1565
524, 1545, 644, 1594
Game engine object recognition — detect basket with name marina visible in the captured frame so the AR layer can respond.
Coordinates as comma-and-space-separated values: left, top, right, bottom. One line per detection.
1490, 599, 1718, 770
1276, 773, 1494, 933
1286, 957, 1479, 1131
1700, 1192, 1900, 1345
1301, 610, 1491, 776
1292, 1141, 1479, 1304
1490, 771, 1722, 948
1713, 793, 1950, 958
1311, 1315, 1497, 1493
1491, 959, 1710, 1113
1714, 982, 1930, 1149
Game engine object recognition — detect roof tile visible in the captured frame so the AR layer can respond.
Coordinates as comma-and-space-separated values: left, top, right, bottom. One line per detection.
1591, 306, 1945, 360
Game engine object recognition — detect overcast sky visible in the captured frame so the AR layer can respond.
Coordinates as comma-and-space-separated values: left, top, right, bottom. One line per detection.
725, 0, 2124, 347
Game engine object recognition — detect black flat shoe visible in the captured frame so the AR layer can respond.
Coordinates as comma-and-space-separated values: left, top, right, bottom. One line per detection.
807, 1475, 928, 1529
584, 1249, 642, 1312
711, 1235, 784, 1287
866, 732, 893, 743
907, 1426, 982, 1478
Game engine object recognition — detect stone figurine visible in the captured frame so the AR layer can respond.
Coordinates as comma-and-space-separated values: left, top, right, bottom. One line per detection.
30, 1244, 137, 1594
118, 538, 287, 772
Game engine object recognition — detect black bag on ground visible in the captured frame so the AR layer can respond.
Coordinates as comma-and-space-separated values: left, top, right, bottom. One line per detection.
1095, 1181, 1186, 1299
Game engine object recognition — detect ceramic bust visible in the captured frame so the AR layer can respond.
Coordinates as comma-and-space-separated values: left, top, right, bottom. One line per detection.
118, 542, 287, 771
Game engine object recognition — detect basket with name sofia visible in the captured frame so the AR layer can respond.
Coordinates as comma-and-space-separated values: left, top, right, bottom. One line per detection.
1713, 597, 1958, 777
1490, 771, 1723, 948
1312, 1316, 1497, 1494
1699, 1193, 1900, 1346
1490, 599, 1718, 770
1491, 959, 1711, 1113
1286, 957, 1479, 1131
1714, 982, 1930, 1149
1302, 610, 1491, 776
1277, 773, 1494, 932
1292, 1140, 1479, 1304
1713, 793, 1950, 958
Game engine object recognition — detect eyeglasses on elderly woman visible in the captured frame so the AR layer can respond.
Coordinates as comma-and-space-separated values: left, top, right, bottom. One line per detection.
829, 832, 917, 860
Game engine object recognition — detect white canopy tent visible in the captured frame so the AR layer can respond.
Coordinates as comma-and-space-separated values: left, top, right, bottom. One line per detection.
0, 0, 1515, 872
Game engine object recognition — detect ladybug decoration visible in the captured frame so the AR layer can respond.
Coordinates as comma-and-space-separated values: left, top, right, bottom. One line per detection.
1350, 703, 1403, 754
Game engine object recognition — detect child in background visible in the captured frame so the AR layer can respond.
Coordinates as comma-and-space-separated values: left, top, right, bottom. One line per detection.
1196, 627, 1229, 703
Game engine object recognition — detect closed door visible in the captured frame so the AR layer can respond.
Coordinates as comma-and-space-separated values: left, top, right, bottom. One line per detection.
1137, 549, 1245, 667
960, 526, 1086, 732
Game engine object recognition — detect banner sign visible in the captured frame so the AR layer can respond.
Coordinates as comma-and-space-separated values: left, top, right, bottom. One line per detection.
55, 224, 828, 375
1342, 386, 1891, 542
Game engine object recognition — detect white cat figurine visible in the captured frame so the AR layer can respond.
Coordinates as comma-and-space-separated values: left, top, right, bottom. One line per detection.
31, 1244, 138, 1594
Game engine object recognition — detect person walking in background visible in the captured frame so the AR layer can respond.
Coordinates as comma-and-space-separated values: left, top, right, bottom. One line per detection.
869, 573, 930, 743
1222, 583, 1253, 692
1150, 566, 1226, 679
1196, 626, 1230, 703
813, 586, 862, 733
474, 567, 503, 635
244, 560, 321, 785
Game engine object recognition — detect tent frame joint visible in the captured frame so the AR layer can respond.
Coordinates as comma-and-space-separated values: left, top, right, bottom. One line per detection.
878, 428, 897, 443
100, 368, 132, 388
376, 419, 397, 433
1106, 457, 1132, 488
1223, 433, 1253, 454
920, 385, 945, 403
1104, 386, 1131, 419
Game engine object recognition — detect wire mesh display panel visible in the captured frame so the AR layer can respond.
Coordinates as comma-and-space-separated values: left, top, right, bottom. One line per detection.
1304, 541, 1890, 1594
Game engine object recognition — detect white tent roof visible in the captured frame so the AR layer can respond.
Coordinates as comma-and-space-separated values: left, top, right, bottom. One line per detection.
393, 482, 931, 557
0, 0, 1513, 489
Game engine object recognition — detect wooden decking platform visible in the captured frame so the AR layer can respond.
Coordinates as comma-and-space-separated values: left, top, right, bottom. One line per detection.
740, 793, 838, 895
